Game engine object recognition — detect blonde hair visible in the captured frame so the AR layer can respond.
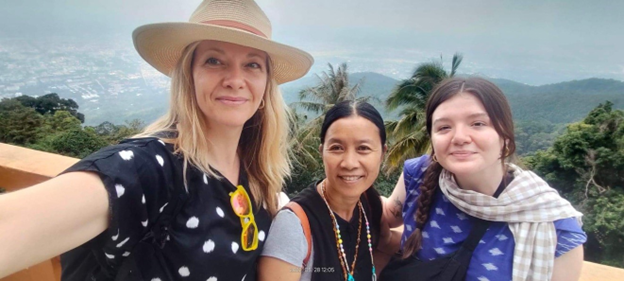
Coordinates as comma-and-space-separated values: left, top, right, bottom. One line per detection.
137, 41, 291, 216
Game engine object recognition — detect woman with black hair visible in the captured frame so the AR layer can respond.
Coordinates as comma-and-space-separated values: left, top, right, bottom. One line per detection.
258, 100, 393, 281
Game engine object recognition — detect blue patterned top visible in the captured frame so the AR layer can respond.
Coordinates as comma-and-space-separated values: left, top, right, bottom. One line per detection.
400, 156, 586, 281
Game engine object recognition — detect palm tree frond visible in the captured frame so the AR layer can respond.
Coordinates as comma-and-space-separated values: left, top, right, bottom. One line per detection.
450, 53, 464, 77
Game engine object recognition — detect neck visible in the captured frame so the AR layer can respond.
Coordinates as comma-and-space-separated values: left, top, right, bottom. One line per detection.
454, 164, 506, 196
318, 180, 360, 221
204, 124, 243, 184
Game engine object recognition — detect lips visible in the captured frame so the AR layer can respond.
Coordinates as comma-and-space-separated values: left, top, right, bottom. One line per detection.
339, 175, 363, 182
450, 151, 475, 156
216, 96, 248, 105
217, 96, 246, 101
449, 151, 476, 159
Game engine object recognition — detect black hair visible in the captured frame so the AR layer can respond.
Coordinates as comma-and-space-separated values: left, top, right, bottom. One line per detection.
320, 100, 386, 145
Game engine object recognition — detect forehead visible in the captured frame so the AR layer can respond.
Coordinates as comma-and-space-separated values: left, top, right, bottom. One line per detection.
193, 40, 267, 58
432, 92, 487, 119
325, 116, 381, 143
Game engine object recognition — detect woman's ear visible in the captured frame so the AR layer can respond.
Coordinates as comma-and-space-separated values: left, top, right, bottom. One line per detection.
382, 144, 388, 157
318, 144, 323, 154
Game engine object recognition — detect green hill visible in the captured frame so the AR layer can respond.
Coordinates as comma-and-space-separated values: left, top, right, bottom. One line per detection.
491, 78, 624, 123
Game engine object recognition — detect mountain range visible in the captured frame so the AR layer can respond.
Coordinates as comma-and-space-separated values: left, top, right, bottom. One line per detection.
68, 73, 624, 127
282, 74, 624, 125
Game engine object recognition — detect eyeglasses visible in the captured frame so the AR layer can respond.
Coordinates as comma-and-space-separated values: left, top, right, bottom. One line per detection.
230, 185, 258, 251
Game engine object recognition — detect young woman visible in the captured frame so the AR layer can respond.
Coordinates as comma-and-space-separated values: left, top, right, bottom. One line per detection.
258, 100, 392, 281
0, 0, 313, 280
381, 77, 586, 281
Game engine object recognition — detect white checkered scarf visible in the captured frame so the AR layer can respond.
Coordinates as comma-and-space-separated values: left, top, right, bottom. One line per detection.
438, 164, 583, 281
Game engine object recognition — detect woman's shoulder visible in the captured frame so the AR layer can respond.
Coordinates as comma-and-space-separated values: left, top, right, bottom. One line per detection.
70, 137, 173, 168
98, 137, 171, 156
403, 155, 430, 178
402, 155, 431, 194
62, 137, 182, 192
554, 217, 585, 234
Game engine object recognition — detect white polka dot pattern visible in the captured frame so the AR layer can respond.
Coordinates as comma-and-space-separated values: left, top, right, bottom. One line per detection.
231, 242, 239, 254
115, 184, 125, 198
179, 266, 190, 277
62, 138, 271, 280
258, 230, 266, 242
155, 155, 164, 166
203, 240, 215, 253
116, 237, 130, 248
159, 203, 168, 213
216, 207, 225, 218
186, 217, 200, 229
118, 150, 134, 160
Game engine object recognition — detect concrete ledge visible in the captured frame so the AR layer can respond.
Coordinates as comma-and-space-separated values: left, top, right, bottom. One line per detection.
580, 261, 624, 281
0, 143, 78, 192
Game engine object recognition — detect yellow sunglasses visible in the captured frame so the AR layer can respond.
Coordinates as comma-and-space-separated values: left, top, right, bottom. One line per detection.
229, 185, 259, 251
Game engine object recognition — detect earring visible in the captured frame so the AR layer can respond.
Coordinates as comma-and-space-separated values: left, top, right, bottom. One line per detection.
258, 99, 265, 109
431, 154, 438, 162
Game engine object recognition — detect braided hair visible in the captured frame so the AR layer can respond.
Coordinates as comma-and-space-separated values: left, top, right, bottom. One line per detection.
401, 77, 516, 259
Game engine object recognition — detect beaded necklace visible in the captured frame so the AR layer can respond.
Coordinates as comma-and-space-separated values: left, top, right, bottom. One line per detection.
321, 180, 376, 281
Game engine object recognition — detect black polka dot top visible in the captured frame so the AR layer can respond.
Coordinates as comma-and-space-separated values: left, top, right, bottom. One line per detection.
60, 137, 271, 281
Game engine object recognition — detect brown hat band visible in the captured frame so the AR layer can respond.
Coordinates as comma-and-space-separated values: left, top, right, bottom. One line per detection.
202, 20, 268, 38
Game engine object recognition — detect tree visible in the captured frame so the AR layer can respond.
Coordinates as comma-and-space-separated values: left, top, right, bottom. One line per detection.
514, 120, 564, 156
30, 128, 108, 158
384, 53, 463, 174
526, 101, 624, 267
293, 62, 363, 115
88, 119, 145, 144
40, 110, 83, 135
0, 99, 45, 145
15, 93, 85, 123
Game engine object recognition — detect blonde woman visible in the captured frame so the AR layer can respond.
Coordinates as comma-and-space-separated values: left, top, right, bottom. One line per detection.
0, 0, 312, 280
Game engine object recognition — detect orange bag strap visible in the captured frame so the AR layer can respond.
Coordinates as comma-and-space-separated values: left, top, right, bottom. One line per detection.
284, 201, 312, 267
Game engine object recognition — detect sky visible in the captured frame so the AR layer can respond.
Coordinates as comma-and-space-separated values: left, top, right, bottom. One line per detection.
1, 0, 623, 85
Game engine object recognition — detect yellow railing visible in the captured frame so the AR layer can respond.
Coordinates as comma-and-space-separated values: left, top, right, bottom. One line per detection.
1, 142, 623, 281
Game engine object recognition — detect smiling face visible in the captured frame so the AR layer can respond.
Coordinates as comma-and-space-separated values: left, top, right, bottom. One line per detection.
321, 115, 385, 198
191, 40, 268, 129
430, 92, 505, 179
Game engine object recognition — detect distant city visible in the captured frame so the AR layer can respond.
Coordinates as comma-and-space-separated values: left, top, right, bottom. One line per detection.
0, 35, 171, 125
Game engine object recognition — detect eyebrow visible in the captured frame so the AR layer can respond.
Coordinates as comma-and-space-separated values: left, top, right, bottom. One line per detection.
203, 47, 266, 60
432, 112, 489, 125
246, 52, 266, 60
325, 138, 375, 144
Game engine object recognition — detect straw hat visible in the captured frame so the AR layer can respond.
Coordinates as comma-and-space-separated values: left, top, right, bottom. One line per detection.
133, 0, 313, 84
